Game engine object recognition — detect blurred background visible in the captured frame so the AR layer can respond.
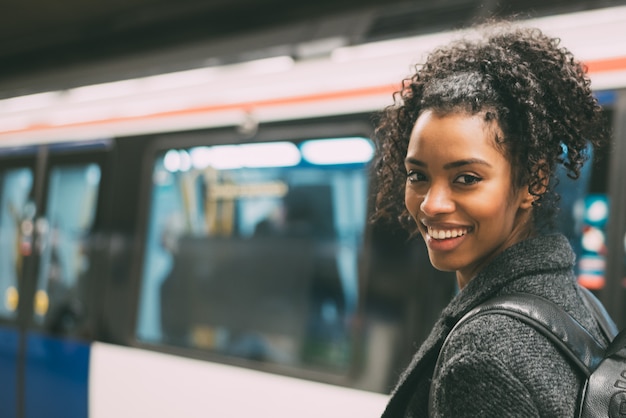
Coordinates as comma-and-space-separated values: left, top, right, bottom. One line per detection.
1, 1, 626, 417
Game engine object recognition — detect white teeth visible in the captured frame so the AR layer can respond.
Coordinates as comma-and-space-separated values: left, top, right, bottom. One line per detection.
427, 226, 468, 240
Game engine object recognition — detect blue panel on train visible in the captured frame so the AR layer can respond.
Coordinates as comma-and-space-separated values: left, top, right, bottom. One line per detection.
593, 89, 616, 106
24, 333, 90, 418
0, 326, 18, 418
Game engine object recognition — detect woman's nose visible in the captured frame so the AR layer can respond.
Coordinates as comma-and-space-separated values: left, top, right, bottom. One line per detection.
420, 183, 455, 216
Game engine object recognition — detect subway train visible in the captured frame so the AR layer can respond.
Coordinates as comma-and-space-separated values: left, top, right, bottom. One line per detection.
1, 6, 626, 418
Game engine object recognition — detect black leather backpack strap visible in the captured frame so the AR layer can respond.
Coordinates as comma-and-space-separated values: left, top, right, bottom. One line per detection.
579, 286, 618, 341
444, 293, 606, 376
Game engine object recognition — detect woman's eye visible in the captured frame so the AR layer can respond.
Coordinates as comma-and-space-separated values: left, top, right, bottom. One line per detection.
455, 174, 482, 185
407, 170, 426, 183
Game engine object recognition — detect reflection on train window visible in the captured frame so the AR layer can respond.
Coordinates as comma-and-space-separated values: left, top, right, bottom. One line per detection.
33, 163, 101, 334
137, 138, 373, 373
0, 168, 34, 320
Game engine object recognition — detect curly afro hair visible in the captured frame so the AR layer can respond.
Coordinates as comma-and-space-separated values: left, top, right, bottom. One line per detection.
372, 23, 609, 236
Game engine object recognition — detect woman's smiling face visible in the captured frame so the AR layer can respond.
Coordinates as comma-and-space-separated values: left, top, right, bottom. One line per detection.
404, 110, 534, 288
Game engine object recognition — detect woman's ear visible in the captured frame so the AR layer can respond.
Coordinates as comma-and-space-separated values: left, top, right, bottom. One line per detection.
531, 160, 550, 196
519, 188, 536, 209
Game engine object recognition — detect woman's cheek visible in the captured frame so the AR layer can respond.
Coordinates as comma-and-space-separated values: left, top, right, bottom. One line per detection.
404, 191, 421, 219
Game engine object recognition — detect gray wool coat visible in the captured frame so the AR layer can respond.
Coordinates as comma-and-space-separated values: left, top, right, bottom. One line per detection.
381, 233, 609, 417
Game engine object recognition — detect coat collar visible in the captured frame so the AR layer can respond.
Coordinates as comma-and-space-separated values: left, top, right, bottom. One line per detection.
442, 233, 575, 321
382, 233, 575, 417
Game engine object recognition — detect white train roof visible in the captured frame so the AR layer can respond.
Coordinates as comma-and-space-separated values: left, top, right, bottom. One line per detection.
1, 5, 625, 147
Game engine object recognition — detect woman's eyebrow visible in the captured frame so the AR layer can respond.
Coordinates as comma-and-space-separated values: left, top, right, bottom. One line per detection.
404, 157, 426, 167
404, 157, 492, 169
443, 158, 492, 169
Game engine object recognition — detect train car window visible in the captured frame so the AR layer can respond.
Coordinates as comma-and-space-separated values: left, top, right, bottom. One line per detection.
0, 167, 34, 320
137, 137, 373, 374
33, 163, 101, 331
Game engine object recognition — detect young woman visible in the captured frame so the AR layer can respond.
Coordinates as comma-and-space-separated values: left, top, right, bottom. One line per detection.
372, 23, 611, 417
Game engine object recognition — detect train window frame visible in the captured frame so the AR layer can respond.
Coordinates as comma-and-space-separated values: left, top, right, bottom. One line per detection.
130, 115, 381, 386
602, 90, 626, 326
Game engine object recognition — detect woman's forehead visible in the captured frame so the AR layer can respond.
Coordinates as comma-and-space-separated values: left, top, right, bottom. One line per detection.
408, 110, 509, 162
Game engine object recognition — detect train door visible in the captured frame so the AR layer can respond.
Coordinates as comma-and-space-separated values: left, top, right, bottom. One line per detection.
0, 142, 108, 418
0, 151, 36, 418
